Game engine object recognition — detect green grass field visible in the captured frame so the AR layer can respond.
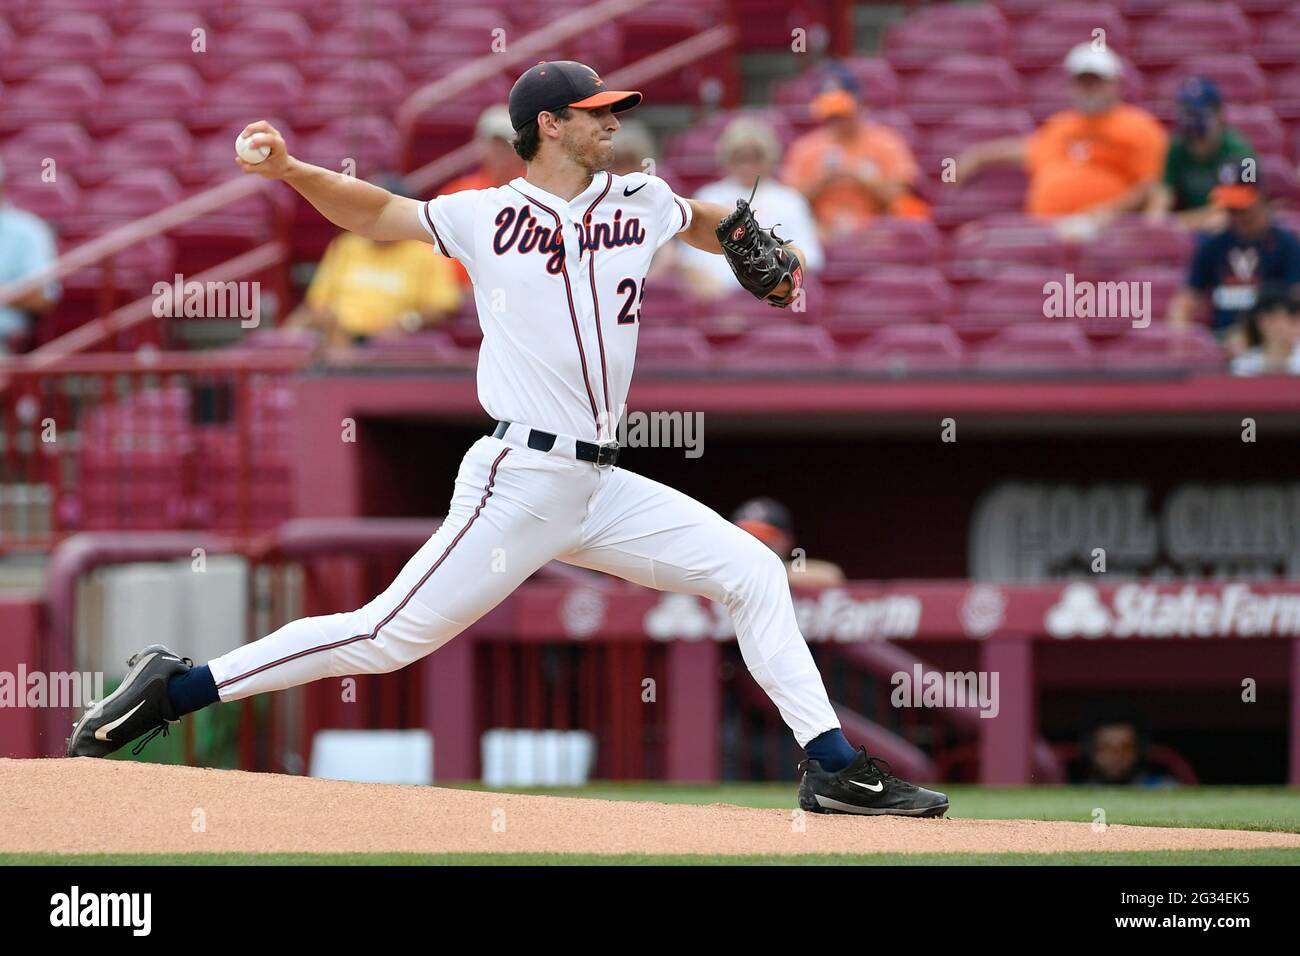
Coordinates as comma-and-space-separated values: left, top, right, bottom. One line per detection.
4, 783, 1298, 865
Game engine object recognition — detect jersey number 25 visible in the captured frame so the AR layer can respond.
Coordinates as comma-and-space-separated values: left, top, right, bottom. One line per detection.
616, 278, 646, 325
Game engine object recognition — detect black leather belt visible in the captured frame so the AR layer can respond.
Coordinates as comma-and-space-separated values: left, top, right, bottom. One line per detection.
492, 420, 620, 467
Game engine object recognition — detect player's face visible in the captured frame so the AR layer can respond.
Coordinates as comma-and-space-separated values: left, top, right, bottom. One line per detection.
561, 106, 620, 172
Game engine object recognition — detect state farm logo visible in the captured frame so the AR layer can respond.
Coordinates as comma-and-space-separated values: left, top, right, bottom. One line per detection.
1044, 582, 1300, 639
1045, 583, 1112, 638
959, 585, 1006, 639
643, 590, 920, 642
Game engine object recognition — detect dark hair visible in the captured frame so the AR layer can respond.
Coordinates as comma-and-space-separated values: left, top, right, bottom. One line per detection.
512, 107, 572, 161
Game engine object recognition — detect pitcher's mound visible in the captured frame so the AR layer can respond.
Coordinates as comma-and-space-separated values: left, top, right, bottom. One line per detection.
3, 758, 1297, 857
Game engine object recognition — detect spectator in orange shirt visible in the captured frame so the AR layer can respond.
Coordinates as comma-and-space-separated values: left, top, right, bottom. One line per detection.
956, 43, 1167, 230
782, 72, 926, 238
439, 105, 523, 287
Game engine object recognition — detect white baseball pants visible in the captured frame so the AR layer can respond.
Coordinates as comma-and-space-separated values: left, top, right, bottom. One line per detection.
207, 429, 840, 746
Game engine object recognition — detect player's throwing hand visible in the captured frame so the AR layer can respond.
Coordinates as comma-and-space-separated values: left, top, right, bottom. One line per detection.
235, 121, 292, 179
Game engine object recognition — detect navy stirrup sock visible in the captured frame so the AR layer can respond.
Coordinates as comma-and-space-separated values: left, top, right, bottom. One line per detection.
167, 664, 219, 718
805, 728, 858, 773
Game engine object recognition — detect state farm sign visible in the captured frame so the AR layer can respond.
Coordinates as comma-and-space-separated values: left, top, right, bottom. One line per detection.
643, 589, 921, 642
1045, 582, 1300, 639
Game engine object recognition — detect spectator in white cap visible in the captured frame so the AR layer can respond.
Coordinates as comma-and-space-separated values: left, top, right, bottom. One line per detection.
0, 157, 61, 353
956, 42, 1167, 225
677, 117, 823, 299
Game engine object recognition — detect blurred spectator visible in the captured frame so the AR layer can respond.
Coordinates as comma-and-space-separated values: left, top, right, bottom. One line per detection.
1145, 78, 1254, 231
609, 119, 657, 176
439, 105, 523, 288
440, 105, 522, 194
0, 158, 61, 353
286, 174, 462, 349
677, 118, 823, 299
1168, 163, 1300, 343
782, 71, 925, 238
1074, 713, 1177, 787
1230, 285, 1300, 376
732, 497, 845, 588
957, 44, 1167, 226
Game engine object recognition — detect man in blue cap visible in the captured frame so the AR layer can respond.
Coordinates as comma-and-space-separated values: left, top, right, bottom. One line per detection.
1145, 77, 1254, 229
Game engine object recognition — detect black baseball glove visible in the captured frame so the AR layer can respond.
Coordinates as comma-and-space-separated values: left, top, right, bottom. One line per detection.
715, 185, 805, 308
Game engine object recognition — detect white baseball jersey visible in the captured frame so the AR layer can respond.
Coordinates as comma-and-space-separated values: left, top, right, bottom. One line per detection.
419, 170, 692, 442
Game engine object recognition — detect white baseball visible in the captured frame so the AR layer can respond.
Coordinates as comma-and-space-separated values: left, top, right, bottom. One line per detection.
235, 132, 271, 165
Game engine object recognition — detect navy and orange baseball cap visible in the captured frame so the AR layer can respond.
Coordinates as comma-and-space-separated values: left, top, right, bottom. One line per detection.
508, 61, 642, 132
732, 497, 793, 547
1211, 157, 1264, 210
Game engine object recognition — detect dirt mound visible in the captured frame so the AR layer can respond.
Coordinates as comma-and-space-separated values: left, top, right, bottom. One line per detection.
3, 758, 1297, 857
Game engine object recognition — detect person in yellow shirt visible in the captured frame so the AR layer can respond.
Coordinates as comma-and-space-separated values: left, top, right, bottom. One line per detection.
782, 74, 928, 238
286, 176, 461, 348
956, 43, 1167, 228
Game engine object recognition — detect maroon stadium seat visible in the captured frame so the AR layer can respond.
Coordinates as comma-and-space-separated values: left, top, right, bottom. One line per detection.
973, 322, 1094, 370
823, 218, 943, 278
1249, 11, 1300, 68
848, 323, 966, 373
95, 64, 206, 132
2, 177, 81, 232
1132, 3, 1253, 68
188, 64, 307, 131
303, 9, 412, 80
195, 10, 313, 79
1008, 3, 1131, 69
722, 324, 839, 371
79, 121, 194, 187
1, 13, 113, 83
903, 56, 1024, 126
1258, 153, 1300, 203
928, 167, 1029, 230
76, 171, 183, 237
291, 60, 409, 131
0, 122, 94, 183
1270, 67, 1300, 122
634, 326, 713, 372
0, 66, 103, 132
297, 115, 399, 179
1099, 323, 1224, 370
884, 5, 1011, 73
1076, 219, 1195, 278
1223, 105, 1285, 156
945, 215, 1072, 281
100, 12, 214, 81
916, 108, 1035, 172
953, 270, 1059, 333
823, 266, 954, 329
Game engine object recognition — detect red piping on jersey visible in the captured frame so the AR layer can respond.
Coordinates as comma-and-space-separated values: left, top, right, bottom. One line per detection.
673, 196, 688, 232
583, 172, 614, 434
421, 201, 451, 257
215, 448, 511, 692
508, 182, 602, 431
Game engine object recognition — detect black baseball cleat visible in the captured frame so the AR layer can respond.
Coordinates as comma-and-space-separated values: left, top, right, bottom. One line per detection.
66, 644, 192, 758
798, 748, 950, 817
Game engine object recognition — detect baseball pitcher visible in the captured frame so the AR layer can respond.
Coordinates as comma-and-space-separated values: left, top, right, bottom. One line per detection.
67, 62, 947, 817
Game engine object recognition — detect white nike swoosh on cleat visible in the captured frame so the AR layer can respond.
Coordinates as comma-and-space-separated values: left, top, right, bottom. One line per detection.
849, 780, 884, 792
95, 700, 146, 742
